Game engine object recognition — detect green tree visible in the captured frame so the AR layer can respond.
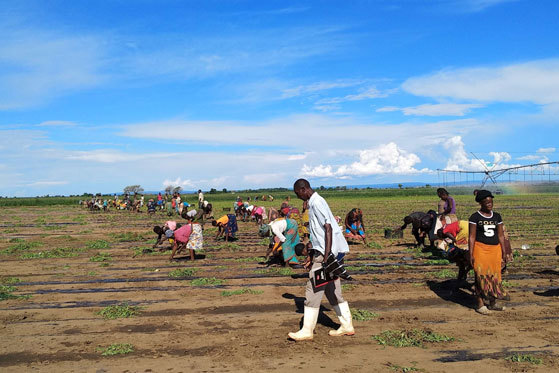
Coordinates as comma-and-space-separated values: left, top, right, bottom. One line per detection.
123, 185, 144, 195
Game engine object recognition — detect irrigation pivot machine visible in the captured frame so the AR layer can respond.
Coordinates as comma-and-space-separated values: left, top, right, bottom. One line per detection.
437, 153, 559, 188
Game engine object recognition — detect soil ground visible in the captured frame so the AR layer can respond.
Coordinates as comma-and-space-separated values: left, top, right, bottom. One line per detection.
1, 194, 559, 372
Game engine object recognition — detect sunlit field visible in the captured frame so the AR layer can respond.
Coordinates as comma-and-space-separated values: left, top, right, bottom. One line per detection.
1, 190, 559, 372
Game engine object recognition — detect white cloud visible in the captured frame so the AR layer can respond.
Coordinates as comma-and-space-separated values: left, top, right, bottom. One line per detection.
64, 150, 181, 163
281, 80, 364, 99
0, 28, 107, 109
27, 181, 68, 187
537, 147, 556, 153
243, 173, 286, 185
376, 106, 399, 113
287, 153, 312, 161
120, 115, 476, 153
376, 103, 483, 116
402, 59, 559, 105
443, 136, 519, 171
301, 164, 335, 178
122, 26, 346, 81
301, 143, 428, 178
402, 103, 483, 116
517, 155, 548, 162
163, 177, 194, 188
37, 120, 77, 127
315, 87, 388, 105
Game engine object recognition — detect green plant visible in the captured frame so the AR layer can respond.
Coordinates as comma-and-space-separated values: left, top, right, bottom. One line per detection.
111, 232, 148, 242
43, 224, 62, 231
87, 271, 97, 276
190, 277, 224, 286
168, 268, 198, 278
1, 277, 20, 285
21, 247, 84, 259
0, 285, 31, 301
372, 329, 454, 348
366, 241, 382, 249
99, 262, 110, 267
1, 241, 42, 255
357, 253, 380, 260
86, 240, 110, 249
97, 343, 134, 356
96, 303, 142, 319
505, 353, 542, 365
220, 288, 263, 297
59, 234, 77, 240
345, 265, 371, 272
90, 252, 112, 262
433, 269, 455, 279
351, 309, 379, 321
227, 256, 262, 263
512, 250, 535, 262
214, 243, 242, 251
425, 259, 450, 265
502, 280, 518, 288
254, 267, 294, 276
342, 284, 357, 291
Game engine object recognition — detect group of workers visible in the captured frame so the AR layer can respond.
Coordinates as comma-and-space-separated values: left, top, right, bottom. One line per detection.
397, 187, 512, 315
147, 190, 213, 219
81, 194, 144, 211
144, 181, 513, 345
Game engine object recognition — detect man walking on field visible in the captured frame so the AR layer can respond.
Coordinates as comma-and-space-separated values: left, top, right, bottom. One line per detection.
289, 179, 354, 341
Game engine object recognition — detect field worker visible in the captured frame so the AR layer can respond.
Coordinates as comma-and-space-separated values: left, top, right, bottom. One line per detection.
198, 189, 204, 209
437, 188, 457, 223
344, 208, 367, 245
176, 194, 183, 214
252, 206, 265, 225
399, 211, 436, 248
184, 215, 203, 261
289, 179, 353, 341
212, 214, 238, 241
169, 223, 192, 261
261, 217, 301, 267
469, 190, 509, 315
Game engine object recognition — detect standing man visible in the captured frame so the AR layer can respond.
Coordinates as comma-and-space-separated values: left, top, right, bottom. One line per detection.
289, 179, 354, 341
198, 189, 204, 209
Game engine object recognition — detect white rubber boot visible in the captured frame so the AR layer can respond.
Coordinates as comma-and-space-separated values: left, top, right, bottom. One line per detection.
288, 306, 319, 341
329, 301, 355, 336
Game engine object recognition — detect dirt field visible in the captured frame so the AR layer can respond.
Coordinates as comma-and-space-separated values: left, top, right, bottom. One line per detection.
1, 194, 559, 372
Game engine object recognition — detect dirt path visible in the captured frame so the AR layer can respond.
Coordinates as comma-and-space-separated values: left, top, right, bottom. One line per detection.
1, 200, 559, 372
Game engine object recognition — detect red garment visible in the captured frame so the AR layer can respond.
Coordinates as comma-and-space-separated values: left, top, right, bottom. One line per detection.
443, 221, 460, 237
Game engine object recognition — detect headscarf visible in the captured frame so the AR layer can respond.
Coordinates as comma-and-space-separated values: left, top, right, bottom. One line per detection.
475, 190, 494, 203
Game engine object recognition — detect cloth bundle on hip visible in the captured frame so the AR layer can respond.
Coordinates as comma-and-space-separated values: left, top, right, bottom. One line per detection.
323, 253, 353, 281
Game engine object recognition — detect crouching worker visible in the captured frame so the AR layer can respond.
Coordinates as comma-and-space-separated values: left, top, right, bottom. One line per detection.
289, 179, 353, 341
153, 221, 178, 249
399, 211, 436, 248
169, 223, 196, 261
344, 208, 367, 245
212, 214, 238, 241
259, 218, 301, 268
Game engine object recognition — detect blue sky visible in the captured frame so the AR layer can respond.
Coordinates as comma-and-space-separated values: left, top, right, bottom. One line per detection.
1, 0, 558, 196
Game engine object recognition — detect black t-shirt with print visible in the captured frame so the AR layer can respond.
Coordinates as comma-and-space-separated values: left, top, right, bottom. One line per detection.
468, 211, 503, 245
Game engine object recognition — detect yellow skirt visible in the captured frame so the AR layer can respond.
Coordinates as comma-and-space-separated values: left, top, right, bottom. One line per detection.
473, 241, 506, 299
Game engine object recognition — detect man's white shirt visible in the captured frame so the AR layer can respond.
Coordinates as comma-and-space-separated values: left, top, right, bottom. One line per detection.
307, 192, 349, 256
